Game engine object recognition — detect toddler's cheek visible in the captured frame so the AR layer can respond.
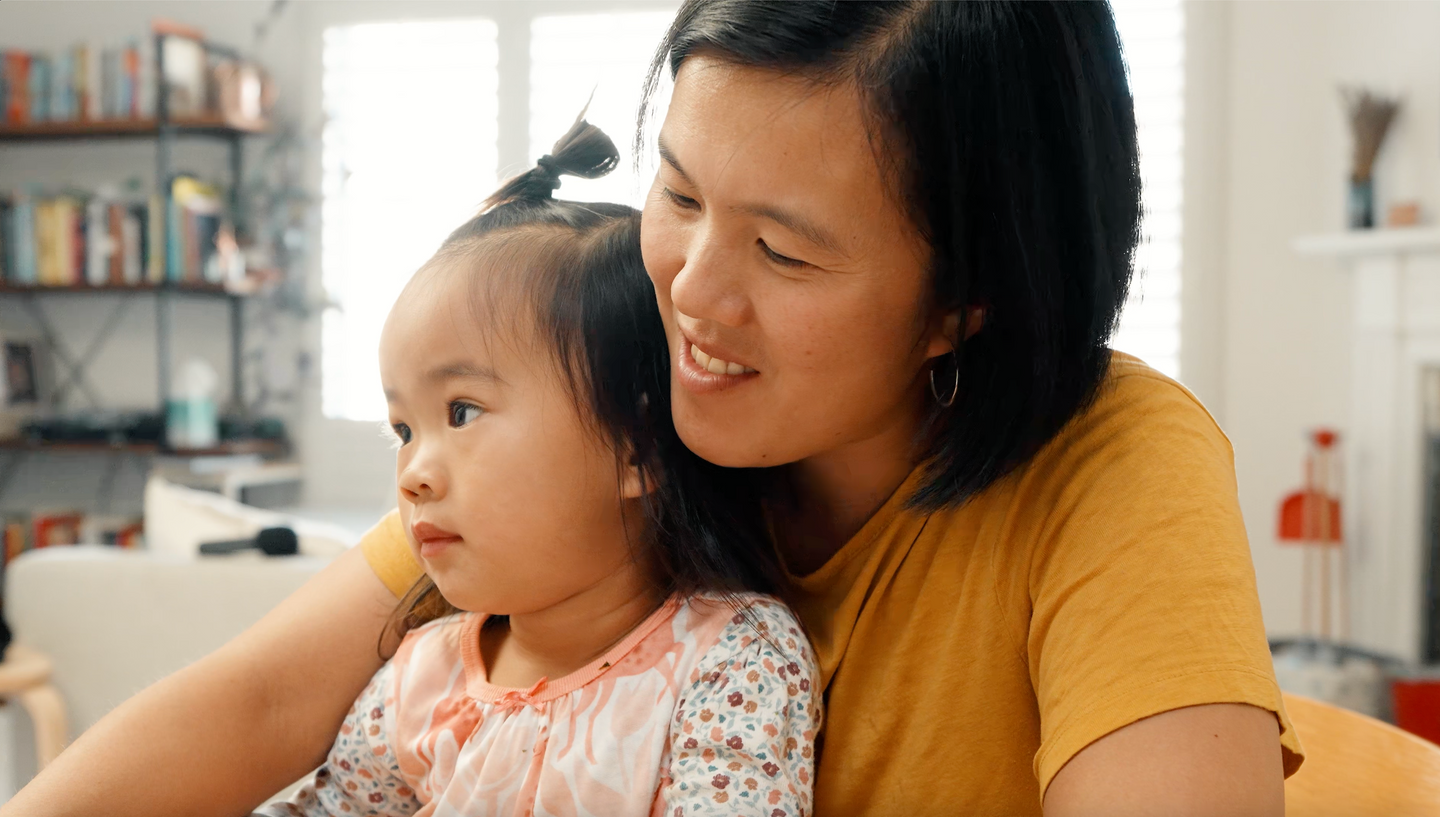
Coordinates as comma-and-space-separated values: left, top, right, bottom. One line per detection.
430, 568, 490, 614
396, 499, 420, 554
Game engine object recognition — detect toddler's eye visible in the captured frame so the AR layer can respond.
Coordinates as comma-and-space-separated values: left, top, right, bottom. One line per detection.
449, 401, 483, 428
391, 423, 412, 445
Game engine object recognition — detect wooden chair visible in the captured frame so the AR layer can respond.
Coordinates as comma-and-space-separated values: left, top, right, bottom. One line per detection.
0, 643, 68, 769
1283, 691, 1440, 816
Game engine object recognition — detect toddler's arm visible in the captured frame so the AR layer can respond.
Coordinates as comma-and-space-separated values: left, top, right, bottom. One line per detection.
253, 663, 422, 817
664, 599, 822, 816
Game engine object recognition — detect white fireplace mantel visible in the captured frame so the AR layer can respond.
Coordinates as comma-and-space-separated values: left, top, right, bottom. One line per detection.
1295, 227, 1440, 663
1294, 227, 1440, 259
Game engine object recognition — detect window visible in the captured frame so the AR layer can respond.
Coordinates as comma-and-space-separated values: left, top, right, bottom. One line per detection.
530, 12, 678, 207
1112, 0, 1184, 379
321, 11, 672, 422
321, 20, 500, 421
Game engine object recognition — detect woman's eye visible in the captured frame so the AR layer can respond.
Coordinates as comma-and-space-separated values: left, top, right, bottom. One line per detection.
759, 240, 806, 268
448, 401, 483, 428
391, 423, 412, 445
662, 187, 700, 211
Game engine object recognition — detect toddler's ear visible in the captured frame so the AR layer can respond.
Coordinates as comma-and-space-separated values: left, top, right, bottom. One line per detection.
619, 393, 657, 500
619, 452, 649, 500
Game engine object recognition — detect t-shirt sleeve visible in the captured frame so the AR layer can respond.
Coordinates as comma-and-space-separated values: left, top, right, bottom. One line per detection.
663, 599, 821, 816
1023, 367, 1303, 794
359, 510, 424, 599
252, 662, 422, 817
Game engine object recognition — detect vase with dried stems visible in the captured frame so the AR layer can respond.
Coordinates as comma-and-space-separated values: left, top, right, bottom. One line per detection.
1341, 87, 1400, 229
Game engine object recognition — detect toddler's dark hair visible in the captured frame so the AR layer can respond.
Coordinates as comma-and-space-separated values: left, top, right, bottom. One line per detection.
386, 117, 778, 644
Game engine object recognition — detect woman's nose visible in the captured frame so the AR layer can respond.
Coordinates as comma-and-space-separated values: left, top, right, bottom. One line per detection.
668, 231, 753, 329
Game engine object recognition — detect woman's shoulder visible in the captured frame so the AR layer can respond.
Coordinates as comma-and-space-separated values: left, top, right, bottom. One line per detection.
1063, 351, 1230, 458
986, 351, 1237, 515
907, 349, 1254, 594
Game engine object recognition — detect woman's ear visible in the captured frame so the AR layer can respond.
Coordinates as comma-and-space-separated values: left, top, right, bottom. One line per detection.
964, 306, 985, 339
923, 307, 985, 358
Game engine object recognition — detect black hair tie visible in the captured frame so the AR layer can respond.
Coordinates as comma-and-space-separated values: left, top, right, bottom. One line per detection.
535, 154, 564, 191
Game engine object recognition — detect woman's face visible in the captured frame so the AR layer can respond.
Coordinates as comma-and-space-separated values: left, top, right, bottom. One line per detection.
642, 57, 952, 470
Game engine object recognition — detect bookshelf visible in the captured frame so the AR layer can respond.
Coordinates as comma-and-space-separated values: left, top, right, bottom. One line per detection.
0, 26, 272, 443
0, 282, 234, 296
0, 438, 284, 457
0, 115, 266, 142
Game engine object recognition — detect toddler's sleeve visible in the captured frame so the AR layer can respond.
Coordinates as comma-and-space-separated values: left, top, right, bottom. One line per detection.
663, 599, 821, 817
252, 662, 422, 817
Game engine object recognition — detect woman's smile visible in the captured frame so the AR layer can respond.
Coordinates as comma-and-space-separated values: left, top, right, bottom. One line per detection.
675, 332, 760, 394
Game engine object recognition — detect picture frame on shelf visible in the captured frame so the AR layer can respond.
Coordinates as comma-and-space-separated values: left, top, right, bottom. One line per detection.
0, 334, 52, 438
4, 341, 39, 405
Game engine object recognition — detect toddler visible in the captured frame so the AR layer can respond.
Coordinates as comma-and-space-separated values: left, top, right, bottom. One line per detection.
257, 119, 819, 817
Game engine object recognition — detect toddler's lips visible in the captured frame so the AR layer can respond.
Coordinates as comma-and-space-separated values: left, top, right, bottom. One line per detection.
412, 521, 463, 558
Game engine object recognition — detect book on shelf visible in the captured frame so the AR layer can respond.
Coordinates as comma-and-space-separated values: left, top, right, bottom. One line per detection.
82, 514, 144, 548
3, 518, 27, 565
0, 25, 267, 129
2, 52, 29, 123
0, 511, 143, 566
0, 39, 154, 126
32, 511, 83, 548
0, 181, 227, 289
167, 176, 224, 284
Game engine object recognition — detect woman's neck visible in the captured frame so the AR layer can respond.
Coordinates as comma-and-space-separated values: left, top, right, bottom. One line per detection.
775, 397, 926, 576
481, 558, 665, 690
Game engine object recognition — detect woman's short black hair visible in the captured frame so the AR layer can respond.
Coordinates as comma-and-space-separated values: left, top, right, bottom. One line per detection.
388, 119, 777, 644
641, 1, 1142, 509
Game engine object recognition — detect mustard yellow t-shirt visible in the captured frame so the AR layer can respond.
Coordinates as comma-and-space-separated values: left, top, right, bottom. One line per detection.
359, 353, 1303, 813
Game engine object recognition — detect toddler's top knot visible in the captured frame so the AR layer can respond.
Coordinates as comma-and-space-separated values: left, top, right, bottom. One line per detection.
485, 113, 621, 209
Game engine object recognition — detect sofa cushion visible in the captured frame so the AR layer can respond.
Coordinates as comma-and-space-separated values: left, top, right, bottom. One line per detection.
4, 546, 329, 736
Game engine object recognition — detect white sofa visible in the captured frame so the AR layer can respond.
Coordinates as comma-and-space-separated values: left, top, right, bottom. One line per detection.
0, 478, 386, 795
6, 547, 332, 743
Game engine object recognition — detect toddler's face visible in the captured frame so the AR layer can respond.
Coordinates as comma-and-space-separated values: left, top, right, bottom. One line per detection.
379, 264, 643, 615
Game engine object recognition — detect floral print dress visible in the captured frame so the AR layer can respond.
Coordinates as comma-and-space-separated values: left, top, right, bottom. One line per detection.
255, 593, 819, 817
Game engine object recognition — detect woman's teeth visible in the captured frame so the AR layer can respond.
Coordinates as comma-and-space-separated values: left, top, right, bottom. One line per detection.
690, 343, 756, 376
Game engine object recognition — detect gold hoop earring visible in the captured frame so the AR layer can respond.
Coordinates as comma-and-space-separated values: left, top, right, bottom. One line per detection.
929, 354, 958, 408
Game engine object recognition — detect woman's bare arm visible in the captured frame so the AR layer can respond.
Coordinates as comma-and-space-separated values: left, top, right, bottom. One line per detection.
0, 545, 399, 817
1044, 703, 1285, 817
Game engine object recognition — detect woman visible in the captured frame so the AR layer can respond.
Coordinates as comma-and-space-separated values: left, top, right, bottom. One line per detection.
1, 3, 1300, 815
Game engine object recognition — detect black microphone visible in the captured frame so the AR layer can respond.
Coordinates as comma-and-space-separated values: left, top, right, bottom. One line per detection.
198, 526, 299, 556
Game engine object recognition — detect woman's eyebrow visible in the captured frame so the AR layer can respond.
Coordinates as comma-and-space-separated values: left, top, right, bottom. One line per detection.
659, 134, 844, 256
738, 202, 844, 256
657, 137, 693, 184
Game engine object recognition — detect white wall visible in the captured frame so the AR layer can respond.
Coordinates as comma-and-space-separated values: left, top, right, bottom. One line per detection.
1193, 1, 1440, 639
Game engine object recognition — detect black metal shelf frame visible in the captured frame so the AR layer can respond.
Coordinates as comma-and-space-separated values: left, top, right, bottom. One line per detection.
0, 287, 244, 415
154, 32, 250, 416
